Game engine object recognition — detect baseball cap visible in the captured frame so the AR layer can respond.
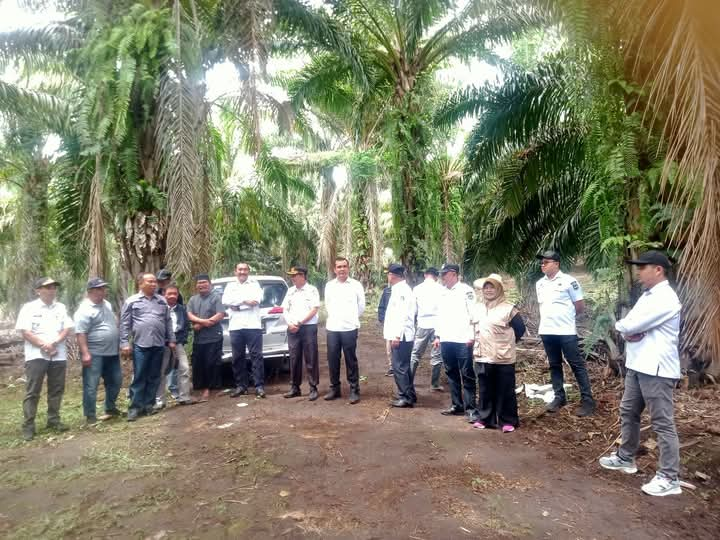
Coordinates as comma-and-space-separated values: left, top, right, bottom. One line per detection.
86, 277, 109, 289
387, 263, 405, 276
439, 263, 460, 274
286, 266, 308, 276
626, 250, 672, 269
34, 277, 60, 289
156, 269, 172, 280
424, 267, 439, 276
536, 250, 561, 262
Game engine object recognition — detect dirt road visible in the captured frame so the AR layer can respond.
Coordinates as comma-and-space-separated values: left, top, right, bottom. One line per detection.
0, 323, 716, 539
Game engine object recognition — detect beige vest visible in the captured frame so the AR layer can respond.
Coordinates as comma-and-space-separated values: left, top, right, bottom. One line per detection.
472, 302, 516, 364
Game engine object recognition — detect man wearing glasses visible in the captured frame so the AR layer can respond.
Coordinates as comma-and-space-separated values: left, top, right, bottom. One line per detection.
536, 250, 596, 417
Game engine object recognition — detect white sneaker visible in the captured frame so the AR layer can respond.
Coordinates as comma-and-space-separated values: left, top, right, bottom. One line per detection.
599, 452, 638, 474
641, 474, 682, 496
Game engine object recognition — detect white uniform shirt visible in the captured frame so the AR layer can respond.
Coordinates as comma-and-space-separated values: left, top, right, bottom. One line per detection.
435, 282, 475, 343
536, 271, 583, 335
282, 283, 320, 326
615, 280, 681, 379
383, 280, 416, 341
222, 279, 263, 331
324, 277, 366, 332
15, 299, 74, 361
413, 278, 443, 330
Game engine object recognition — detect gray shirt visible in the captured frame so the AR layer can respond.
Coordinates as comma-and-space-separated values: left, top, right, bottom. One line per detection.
120, 293, 175, 348
187, 291, 225, 344
74, 298, 119, 356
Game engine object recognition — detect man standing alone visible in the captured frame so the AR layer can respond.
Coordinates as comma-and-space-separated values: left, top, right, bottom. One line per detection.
384, 264, 417, 408
222, 262, 265, 398
15, 278, 73, 440
535, 250, 595, 416
324, 257, 366, 404
120, 272, 175, 421
74, 277, 122, 424
600, 251, 683, 496
187, 274, 226, 401
411, 267, 444, 391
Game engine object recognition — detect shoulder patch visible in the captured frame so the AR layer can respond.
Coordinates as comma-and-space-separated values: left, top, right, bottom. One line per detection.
571, 281, 579, 290
466, 292, 474, 300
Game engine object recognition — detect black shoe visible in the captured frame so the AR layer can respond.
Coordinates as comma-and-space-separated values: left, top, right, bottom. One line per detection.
230, 387, 248, 398
390, 398, 413, 408
145, 406, 158, 416
385, 368, 394, 377
256, 387, 266, 399
22, 426, 35, 441
324, 389, 341, 401
284, 387, 301, 399
46, 422, 69, 432
86, 416, 98, 425
308, 388, 319, 401
348, 390, 360, 404
127, 409, 140, 422
575, 400, 596, 417
546, 397, 567, 413
440, 406, 464, 416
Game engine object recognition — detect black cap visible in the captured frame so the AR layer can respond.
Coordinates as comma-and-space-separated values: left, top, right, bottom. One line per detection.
626, 250, 671, 270
424, 267, 439, 276
34, 277, 60, 289
536, 250, 560, 262
286, 265, 308, 276
387, 263, 405, 276
86, 277, 109, 289
439, 263, 460, 274
156, 269, 172, 281
195, 273, 211, 282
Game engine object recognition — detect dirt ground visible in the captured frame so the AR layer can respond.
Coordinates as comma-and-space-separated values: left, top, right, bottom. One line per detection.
0, 322, 718, 539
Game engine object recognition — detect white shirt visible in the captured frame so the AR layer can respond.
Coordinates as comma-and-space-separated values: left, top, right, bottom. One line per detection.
536, 271, 583, 335
413, 278, 443, 330
15, 298, 74, 362
383, 280, 416, 341
435, 282, 475, 343
222, 279, 263, 331
615, 280, 681, 379
324, 277, 366, 332
282, 283, 320, 326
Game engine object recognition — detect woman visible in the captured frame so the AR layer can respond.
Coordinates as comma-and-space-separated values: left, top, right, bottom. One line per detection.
471, 274, 525, 432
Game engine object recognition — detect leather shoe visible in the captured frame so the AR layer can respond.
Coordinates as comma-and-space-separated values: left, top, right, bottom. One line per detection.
308, 388, 319, 401
324, 389, 341, 401
256, 387, 266, 399
127, 408, 140, 422
348, 390, 360, 404
390, 398, 413, 408
230, 387, 248, 398
283, 387, 301, 399
575, 400, 596, 417
546, 397, 567, 413
440, 406, 464, 416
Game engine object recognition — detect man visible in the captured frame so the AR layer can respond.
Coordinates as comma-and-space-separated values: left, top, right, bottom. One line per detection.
411, 267, 444, 391
156, 284, 193, 407
535, 250, 596, 416
600, 251, 683, 496
432, 264, 477, 422
120, 272, 175, 422
221, 262, 265, 398
15, 278, 74, 440
378, 284, 393, 376
384, 263, 417, 407
324, 257, 366, 404
281, 266, 321, 401
74, 277, 122, 424
186, 274, 226, 402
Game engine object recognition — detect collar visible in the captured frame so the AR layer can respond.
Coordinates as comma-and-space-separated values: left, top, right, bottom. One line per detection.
543, 270, 564, 282
644, 279, 670, 295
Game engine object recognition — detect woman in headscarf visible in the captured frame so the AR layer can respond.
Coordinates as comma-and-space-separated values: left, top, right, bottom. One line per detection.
471, 274, 526, 432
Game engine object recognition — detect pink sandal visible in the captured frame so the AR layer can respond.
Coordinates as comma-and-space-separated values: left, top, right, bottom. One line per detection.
502, 425, 515, 433
472, 421, 486, 429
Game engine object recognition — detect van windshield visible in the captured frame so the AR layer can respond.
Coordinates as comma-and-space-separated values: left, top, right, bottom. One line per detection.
212, 280, 287, 309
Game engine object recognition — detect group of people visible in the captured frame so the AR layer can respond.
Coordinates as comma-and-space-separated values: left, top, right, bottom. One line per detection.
15, 250, 684, 496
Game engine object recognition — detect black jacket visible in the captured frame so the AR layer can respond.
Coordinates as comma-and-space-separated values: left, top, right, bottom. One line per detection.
377, 286, 392, 323
170, 303, 190, 344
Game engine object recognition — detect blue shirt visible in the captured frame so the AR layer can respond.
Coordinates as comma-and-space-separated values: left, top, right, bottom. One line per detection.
120, 293, 175, 348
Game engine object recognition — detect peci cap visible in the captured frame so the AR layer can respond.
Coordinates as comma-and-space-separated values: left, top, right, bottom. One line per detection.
424, 267, 439, 277
86, 277, 109, 290
439, 263, 460, 274
387, 263, 405, 277
286, 265, 308, 276
34, 277, 60, 289
195, 273, 211, 282
156, 268, 172, 281
536, 250, 561, 262
626, 250, 672, 270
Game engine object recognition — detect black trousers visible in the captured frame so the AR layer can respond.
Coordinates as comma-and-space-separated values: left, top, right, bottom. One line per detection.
288, 324, 319, 390
230, 329, 264, 389
192, 340, 222, 390
474, 362, 519, 428
441, 342, 477, 412
327, 329, 359, 391
540, 334, 594, 403
391, 339, 416, 403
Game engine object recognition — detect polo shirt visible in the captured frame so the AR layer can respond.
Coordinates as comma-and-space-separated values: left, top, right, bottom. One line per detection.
73, 298, 119, 356
536, 270, 583, 335
187, 291, 225, 344
324, 277, 366, 332
282, 283, 320, 326
383, 280, 416, 341
120, 293, 175, 348
413, 278, 443, 330
221, 279, 263, 331
435, 282, 475, 343
15, 299, 74, 361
